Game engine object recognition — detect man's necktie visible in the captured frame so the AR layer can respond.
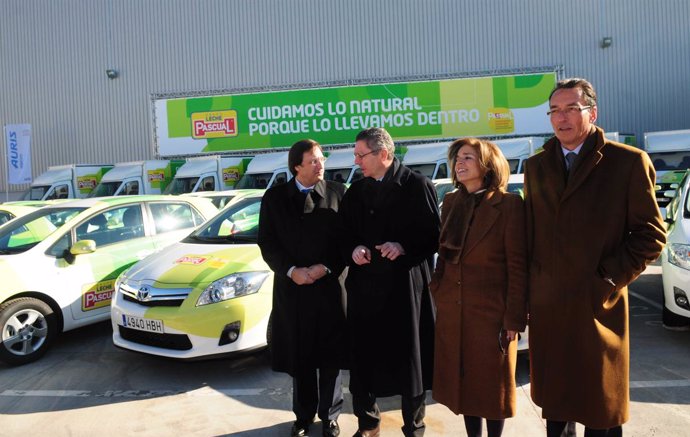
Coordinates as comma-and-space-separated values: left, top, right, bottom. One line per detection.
565, 152, 577, 176
302, 189, 315, 213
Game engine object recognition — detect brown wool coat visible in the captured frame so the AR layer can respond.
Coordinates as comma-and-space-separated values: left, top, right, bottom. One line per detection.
431, 188, 527, 419
524, 127, 666, 428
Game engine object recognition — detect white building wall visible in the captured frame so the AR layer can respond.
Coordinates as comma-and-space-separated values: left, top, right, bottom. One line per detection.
1, 0, 689, 194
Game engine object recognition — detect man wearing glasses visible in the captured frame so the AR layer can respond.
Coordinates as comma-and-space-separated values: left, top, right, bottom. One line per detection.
339, 127, 440, 437
524, 78, 666, 437
258, 139, 347, 437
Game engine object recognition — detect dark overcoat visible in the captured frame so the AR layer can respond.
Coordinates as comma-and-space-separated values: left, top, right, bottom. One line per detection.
524, 127, 666, 428
431, 188, 527, 419
257, 178, 347, 376
339, 159, 440, 398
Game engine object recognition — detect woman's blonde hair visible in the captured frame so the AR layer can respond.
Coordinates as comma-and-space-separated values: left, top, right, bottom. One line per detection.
447, 137, 510, 191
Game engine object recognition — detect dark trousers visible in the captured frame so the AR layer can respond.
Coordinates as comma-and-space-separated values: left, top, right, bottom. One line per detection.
292, 367, 343, 424
547, 420, 622, 437
351, 388, 426, 437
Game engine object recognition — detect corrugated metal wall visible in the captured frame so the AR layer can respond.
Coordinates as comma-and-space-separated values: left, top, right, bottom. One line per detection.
1, 0, 689, 195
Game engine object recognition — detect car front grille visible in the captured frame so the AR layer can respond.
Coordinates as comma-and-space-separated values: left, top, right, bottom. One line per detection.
118, 326, 192, 350
119, 283, 192, 308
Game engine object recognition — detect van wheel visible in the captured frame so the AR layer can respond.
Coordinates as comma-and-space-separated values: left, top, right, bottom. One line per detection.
0, 298, 57, 365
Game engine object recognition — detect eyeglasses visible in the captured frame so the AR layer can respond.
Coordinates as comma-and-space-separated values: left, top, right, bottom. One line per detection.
304, 157, 326, 166
353, 150, 378, 160
547, 105, 591, 117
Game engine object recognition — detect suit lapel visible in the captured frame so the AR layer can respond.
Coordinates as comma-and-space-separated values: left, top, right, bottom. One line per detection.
462, 190, 502, 257
562, 130, 604, 201
540, 140, 567, 200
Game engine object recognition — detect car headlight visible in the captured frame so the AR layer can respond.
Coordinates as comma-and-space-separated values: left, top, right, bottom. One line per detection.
196, 271, 270, 306
669, 243, 690, 271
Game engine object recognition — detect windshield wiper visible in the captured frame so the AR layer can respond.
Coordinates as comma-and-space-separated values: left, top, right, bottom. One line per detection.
222, 233, 256, 243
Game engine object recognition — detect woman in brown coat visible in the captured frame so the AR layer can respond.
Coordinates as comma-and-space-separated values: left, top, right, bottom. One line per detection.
431, 138, 527, 437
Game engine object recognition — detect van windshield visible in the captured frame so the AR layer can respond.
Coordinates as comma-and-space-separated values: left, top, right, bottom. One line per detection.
325, 168, 351, 184
507, 159, 520, 174
407, 164, 436, 179
22, 186, 50, 200
88, 181, 121, 197
236, 172, 273, 189
164, 177, 199, 195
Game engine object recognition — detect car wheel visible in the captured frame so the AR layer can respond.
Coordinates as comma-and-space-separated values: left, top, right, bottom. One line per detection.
662, 305, 690, 331
0, 297, 57, 365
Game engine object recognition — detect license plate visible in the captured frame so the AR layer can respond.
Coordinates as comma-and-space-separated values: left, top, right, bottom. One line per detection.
121, 315, 164, 333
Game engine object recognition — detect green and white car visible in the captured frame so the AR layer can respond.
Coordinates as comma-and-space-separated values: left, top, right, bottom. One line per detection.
111, 191, 272, 360
0, 195, 218, 365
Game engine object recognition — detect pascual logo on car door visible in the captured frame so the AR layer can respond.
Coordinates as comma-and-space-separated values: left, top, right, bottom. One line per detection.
82, 279, 116, 311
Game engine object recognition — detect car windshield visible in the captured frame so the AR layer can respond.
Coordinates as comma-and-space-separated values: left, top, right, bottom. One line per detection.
434, 182, 455, 205
0, 207, 86, 254
649, 151, 690, 172
185, 196, 261, 244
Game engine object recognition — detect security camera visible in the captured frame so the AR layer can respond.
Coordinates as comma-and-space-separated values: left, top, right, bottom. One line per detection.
106, 69, 119, 79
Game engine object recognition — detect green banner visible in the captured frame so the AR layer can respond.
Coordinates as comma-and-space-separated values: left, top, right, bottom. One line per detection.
155, 72, 556, 156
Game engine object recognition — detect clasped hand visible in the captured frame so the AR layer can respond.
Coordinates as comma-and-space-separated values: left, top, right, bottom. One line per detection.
290, 264, 328, 285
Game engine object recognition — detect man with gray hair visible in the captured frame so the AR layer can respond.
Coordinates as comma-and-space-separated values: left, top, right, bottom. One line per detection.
340, 127, 440, 437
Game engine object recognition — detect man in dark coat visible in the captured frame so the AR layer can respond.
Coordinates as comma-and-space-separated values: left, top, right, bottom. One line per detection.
340, 127, 440, 437
258, 139, 347, 437
525, 78, 666, 437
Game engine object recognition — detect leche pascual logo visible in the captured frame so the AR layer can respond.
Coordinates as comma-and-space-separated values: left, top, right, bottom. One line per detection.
192, 110, 238, 139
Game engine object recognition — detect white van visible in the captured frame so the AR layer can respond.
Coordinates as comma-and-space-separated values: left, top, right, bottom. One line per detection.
164, 156, 252, 194
402, 142, 450, 180
324, 148, 363, 184
493, 136, 545, 174
235, 151, 291, 189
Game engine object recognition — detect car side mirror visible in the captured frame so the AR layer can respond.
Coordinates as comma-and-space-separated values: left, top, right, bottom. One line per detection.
71, 239, 97, 255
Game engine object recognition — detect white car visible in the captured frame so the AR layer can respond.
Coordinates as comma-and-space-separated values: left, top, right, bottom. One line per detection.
0, 195, 219, 365
660, 170, 690, 330
111, 191, 273, 360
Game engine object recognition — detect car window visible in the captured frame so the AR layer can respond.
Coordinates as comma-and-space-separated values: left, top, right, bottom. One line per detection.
75, 206, 145, 247
436, 163, 448, 179
0, 211, 14, 225
149, 202, 200, 234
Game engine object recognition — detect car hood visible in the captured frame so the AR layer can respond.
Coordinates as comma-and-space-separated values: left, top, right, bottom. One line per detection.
123, 242, 268, 287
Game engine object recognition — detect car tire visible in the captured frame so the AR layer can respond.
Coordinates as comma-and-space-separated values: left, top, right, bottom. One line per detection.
0, 297, 57, 366
662, 305, 690, 331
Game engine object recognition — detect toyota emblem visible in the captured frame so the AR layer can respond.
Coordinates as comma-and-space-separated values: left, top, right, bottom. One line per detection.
137, 286, 151, 301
